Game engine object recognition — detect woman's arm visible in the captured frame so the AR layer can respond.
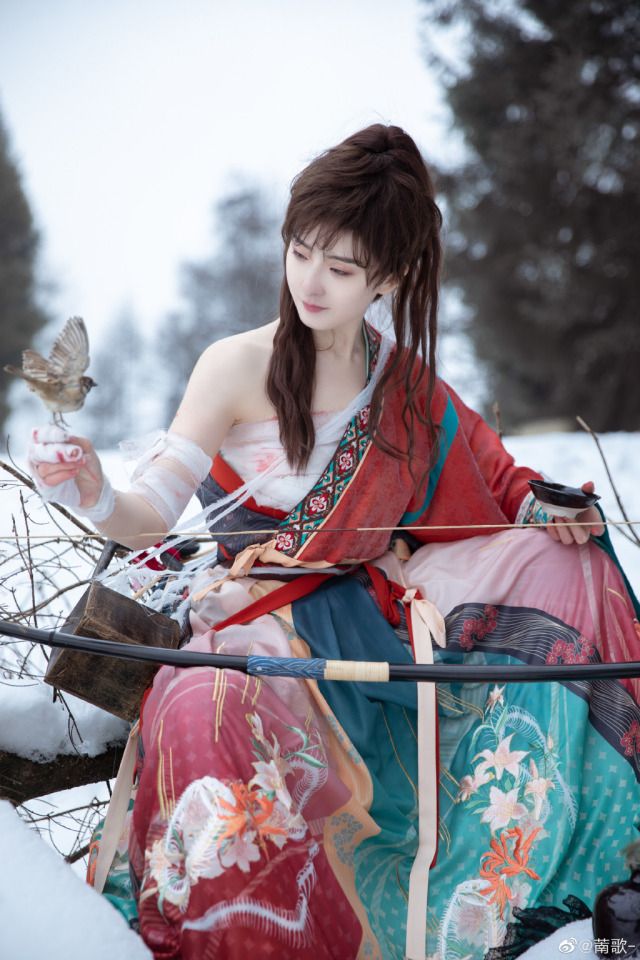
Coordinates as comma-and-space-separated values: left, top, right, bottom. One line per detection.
445, 382, 603, 543
31, 338, 247, 549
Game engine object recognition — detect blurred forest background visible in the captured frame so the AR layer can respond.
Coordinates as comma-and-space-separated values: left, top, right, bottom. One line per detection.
1, 0, 638, 443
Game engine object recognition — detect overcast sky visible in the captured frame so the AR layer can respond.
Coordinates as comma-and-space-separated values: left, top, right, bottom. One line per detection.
0, 0, 458, 350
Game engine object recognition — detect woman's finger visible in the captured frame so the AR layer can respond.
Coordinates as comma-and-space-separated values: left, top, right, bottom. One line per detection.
581, 506, 605, 537
37, 464, 81, 486
552, 517, 575, 546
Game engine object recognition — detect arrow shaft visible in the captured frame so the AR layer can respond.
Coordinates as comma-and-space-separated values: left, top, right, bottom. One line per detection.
2, 618, 640, 683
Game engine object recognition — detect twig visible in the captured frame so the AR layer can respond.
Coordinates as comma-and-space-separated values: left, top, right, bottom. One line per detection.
576, 416, 640, 547
492, 400, 503, 440
65, 842, 91, 864
0, 459, 100, 540
19, 492, 38, 628
28, 800, 109, 824
18, 578, 92, 618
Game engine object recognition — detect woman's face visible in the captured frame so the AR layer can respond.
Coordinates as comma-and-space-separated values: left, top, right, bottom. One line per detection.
285, 227, 394, 334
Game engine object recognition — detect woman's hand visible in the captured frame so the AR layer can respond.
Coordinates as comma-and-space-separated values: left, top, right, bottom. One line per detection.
545, 481, 605, 545
28, 425, 105, 510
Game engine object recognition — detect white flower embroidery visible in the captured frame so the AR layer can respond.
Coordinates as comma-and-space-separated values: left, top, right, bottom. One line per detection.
338, 450, 354, 471
477, 734, 528, 782
457, 765, 493, 802
308, 494, 328, 514
524, 759, 555, 820
219, 828, 261, 873
486, 685, 505, 713
275, 531, 294, 551
250, 759, 294, 811
481, 786, 527, 832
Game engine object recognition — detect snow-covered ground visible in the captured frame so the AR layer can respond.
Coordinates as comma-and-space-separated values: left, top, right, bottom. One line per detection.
0, 800, 151, 959
0, 430, 638, 956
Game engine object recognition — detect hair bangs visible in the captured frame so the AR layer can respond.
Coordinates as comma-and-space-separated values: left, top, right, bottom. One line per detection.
283, 204, 399, 288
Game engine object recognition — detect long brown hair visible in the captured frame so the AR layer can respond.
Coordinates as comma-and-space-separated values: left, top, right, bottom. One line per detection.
266, 123, 443, 485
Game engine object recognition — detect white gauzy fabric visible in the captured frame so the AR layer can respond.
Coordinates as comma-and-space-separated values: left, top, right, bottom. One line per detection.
219, 410, 348, 512
126, 431, 213, 530
28, 424, 84, 509
27, 424, 115, 521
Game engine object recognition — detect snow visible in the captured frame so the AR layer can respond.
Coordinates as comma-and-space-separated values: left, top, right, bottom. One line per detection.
0, 800, 151, 959
504, 430, 640, 591
0, 678, 127, 761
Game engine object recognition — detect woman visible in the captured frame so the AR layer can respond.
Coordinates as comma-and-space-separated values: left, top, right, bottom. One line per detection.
29, 125, 639, 960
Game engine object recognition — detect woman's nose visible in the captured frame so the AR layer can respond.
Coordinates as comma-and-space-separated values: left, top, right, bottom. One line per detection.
301, 261, 325, 297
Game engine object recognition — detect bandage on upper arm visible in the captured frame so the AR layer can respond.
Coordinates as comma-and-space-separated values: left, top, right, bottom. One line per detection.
128, 432, 212, 530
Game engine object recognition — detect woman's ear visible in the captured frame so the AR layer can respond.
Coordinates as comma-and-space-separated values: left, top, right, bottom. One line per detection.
375, 266, 408, 298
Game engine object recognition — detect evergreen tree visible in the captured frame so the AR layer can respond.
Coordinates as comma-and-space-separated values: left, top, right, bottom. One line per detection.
0, 109, 49, 436
421, 0, 640, 430
158, 183, 281, 421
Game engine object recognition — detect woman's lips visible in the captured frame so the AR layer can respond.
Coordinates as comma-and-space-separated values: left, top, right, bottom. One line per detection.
302, 301, 328, 313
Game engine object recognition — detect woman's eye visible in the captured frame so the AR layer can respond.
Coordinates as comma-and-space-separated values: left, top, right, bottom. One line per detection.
291, 247, 349, 276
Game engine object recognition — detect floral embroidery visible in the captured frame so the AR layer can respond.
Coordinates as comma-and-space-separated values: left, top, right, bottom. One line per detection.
330, 811, 362, 865
459, 604, 498, 650
457, 765, 493, 802
481, 786, 527, 831
275, 531, 295, 552
524, 759, 555, 819
448, 685, 577, 948
148, 714, 326, 916
476, 734, 528, 782
337, 450, 354, 473
479, 827, 541, 918
308, 494, 329, 514
621, 720, 640, 757
455, 900, 490, 944
545, 635, 595, 665
487, 685, 505, 713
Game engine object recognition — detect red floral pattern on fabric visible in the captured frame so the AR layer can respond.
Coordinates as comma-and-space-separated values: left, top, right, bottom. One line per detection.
545, 635, 595, 665
621, 721, 640, 757
460, 605, 499, 651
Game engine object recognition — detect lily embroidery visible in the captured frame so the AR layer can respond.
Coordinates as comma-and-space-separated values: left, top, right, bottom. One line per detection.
457, 765, 494, 802
486, 685, 505, 713
524, 759, 555, 820
476, 734, 528, 782
481, 786, 527, 832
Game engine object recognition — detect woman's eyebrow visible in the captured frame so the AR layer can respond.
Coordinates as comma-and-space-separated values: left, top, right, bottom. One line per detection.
292, 236, 357, 265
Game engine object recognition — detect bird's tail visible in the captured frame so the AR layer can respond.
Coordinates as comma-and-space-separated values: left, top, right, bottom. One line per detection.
3, 365, 30, 381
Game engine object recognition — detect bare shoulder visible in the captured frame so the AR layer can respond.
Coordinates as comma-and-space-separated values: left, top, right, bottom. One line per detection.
169, 321, 278, 455
203, 321, 277, 382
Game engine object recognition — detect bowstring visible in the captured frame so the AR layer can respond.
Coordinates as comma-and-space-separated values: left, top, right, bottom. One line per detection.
0, 518, 639, 541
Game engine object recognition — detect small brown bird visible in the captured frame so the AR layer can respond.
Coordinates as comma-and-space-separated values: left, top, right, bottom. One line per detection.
4, 316, 96, 425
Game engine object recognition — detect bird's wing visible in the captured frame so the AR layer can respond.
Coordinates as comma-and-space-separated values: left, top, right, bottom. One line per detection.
48, 316, 90, 378
21, 349, 56, 382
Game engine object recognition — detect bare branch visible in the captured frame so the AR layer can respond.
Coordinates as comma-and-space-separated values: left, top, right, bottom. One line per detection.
576, 416, 640, 548
0, 459, 101, 540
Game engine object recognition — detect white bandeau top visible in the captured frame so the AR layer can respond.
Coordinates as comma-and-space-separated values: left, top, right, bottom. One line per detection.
219, 410, 342, 512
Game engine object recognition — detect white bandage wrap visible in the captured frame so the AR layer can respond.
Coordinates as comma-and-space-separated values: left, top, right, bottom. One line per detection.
126, 431, 212, 531
28, 424, 116, 523
79, 476, 116, 523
